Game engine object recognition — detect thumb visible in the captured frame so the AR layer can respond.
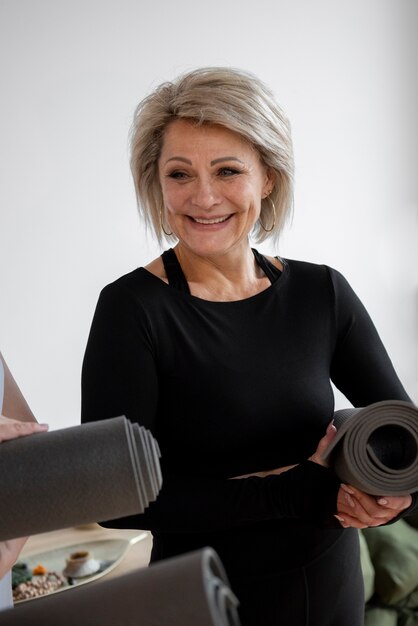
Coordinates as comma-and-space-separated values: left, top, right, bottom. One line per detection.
309, 421, 337, 467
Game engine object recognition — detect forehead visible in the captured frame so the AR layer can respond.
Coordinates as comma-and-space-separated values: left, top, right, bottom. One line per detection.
159, 119, 256, 157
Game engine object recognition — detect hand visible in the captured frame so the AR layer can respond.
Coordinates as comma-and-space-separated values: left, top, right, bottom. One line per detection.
309, 422, 412, 528
309, 420, 337, 467
0, 415, 48, 442
335, 484, 412, 529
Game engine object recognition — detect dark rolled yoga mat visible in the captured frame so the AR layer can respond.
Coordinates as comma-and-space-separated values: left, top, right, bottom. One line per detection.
324, 400, 418, 496
1, 548, 241, 626
0, 416, 162, 541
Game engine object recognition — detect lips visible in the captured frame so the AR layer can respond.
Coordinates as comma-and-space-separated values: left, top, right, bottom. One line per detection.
191, 215, 232, 225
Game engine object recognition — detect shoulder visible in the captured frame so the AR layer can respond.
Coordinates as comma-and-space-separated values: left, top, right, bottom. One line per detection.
88, 267, 167, 337
282, 258, 350, 286
91, 266, 167, 322
99, 268, 145, 297
282, 257, 338, 285
279, 259, 360, 310
283, 257, 331, 274
100, 264, 161, 298
101, 253, 168, 296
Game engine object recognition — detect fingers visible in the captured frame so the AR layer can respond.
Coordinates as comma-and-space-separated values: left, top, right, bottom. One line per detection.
375, 494, 412, 511
335, 484, 413, 529
336, 486, 385, 529
309, 421, 337, 467
0, 418, 49, 443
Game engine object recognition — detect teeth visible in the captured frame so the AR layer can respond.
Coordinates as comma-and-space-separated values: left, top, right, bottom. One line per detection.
193, 215, 230, 225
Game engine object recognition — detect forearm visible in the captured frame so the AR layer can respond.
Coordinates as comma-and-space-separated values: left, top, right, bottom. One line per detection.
0, 537, 28, 580
0, 353, 36, 423
99, 461, 341, 534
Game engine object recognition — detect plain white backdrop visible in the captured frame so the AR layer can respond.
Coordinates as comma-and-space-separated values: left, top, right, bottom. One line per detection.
0, 0, 417, 429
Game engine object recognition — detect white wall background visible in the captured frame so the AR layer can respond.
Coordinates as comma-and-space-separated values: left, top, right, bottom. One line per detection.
0, 0, 416, 430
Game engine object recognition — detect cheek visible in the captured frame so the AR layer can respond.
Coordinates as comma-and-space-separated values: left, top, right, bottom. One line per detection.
161, 184, 182, 211
167, 192, 188, 214
238, 184, 263, 211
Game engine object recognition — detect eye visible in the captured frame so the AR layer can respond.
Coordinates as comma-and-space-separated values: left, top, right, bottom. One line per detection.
217, 167, 241, 177
167, 171, 186, 179
167, 170, 190, 180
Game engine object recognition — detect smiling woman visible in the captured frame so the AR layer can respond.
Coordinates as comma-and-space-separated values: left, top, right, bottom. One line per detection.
81, 67, 416, 626
152, 120, 278, 300
130, 67, 294, 247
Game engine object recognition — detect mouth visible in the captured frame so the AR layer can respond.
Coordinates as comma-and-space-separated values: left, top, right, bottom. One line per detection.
190, 215, 232, 225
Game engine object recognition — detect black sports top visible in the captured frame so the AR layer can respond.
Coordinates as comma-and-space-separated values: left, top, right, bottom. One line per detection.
81, 250, 416, 577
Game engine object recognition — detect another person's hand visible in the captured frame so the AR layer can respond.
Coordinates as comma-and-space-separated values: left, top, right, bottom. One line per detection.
0, 415, 48, 442
0, 416, 48, 579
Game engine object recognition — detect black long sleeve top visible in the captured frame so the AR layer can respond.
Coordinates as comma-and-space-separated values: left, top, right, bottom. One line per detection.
81, 255, 416, 577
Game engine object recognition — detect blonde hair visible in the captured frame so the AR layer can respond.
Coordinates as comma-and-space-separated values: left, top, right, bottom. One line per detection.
130, 67, 294, 244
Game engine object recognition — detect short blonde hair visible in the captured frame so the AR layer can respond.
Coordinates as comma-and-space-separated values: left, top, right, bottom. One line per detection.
130, 67, 294, 244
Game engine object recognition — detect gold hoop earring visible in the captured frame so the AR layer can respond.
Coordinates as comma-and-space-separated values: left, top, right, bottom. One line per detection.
259, 197, 276, 233
160, 208, 173, 237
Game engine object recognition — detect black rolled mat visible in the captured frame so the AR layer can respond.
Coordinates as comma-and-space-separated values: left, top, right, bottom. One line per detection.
0, 548, 241, 626
0, 416, 162, 541
324, 400, 418, 496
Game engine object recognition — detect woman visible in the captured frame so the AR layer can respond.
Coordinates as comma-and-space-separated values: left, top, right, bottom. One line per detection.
0, 353, 48, 608
81, 67, 416, 625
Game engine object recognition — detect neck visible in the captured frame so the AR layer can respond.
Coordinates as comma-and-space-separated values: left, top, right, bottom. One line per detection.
173, 243, 268, 301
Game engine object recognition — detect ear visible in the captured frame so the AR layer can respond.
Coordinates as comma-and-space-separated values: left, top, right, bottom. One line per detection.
262, 167, 277, 197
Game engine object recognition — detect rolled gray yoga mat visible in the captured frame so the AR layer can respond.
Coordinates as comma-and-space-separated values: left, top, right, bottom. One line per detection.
324, 400, 418, 496
1, 548, 241, 626
0, 416, 162, 541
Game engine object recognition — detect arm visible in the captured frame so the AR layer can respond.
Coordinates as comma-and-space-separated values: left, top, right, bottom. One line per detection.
0, 354, 48, 580
328, 268, 417, 524
235, 268, 416, 526
0, 415, 47, 579
1, 353, 36, 423
329, 267, 411, 406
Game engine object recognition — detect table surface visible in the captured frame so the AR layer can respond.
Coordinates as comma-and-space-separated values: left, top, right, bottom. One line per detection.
19, 524, 152, 584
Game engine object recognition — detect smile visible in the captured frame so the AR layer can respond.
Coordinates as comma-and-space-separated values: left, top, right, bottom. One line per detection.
191, 215, 231, 225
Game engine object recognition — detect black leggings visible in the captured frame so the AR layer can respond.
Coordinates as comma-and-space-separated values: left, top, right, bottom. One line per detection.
229, 529, 364, 626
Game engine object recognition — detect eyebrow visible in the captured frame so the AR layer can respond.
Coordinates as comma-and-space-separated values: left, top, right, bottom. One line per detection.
164, 156, 244, 166
211, 157, 244, 166
165, 156, 192, 165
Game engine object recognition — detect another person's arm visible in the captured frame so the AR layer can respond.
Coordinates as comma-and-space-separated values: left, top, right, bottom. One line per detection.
0, 413, 47, 578
0, 353, 48, 580
1, 354, 36, 423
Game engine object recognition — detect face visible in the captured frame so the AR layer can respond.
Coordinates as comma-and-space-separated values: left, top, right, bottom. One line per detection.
158, 119, 274, 258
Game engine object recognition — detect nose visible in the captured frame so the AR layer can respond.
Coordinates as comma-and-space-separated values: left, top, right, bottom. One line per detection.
190, 177, 221, 211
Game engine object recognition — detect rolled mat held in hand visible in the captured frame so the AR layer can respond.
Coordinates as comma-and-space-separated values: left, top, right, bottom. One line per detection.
0, 548, 241, 626
323, 400, 418, 496
0, 416, 162, 541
